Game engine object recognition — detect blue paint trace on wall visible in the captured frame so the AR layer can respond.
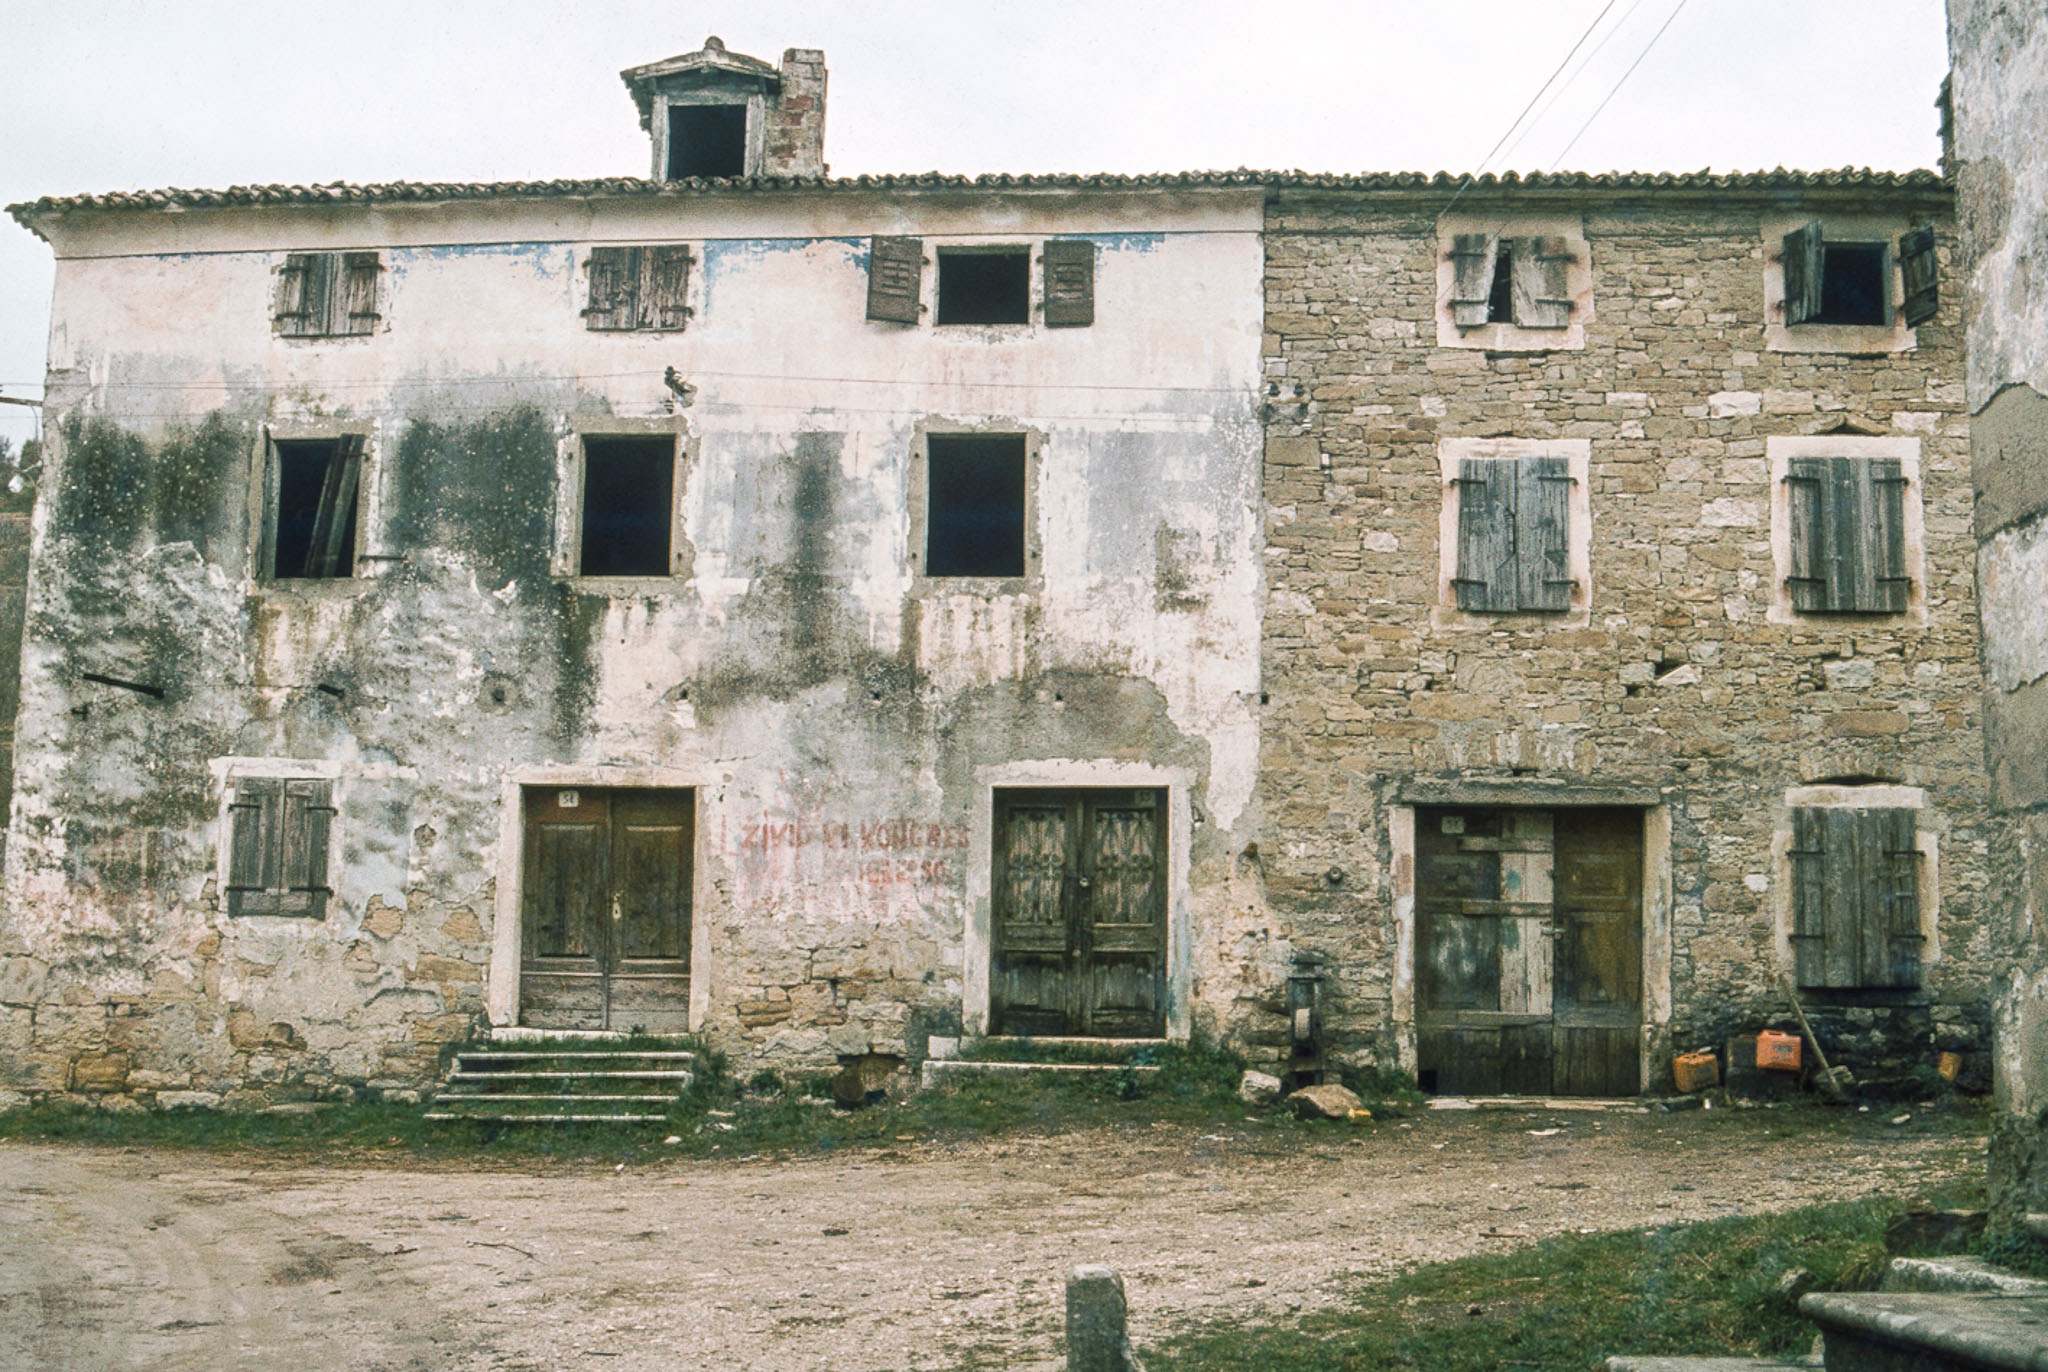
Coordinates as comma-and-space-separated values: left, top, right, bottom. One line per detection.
387, 242, 575, 281
700, 237, 868, 310
1052, 233, 1166, 254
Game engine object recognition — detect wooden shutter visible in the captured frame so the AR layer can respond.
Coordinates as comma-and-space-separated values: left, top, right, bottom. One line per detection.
1453, 458, 1521, 612
1785, 457, 1910, 613
274, 253, 330, 337
226, 778, 284, 915
1042, 239, 1096, 328
337, 253, 382, 336
642, 246, 694, 330
866, 236, 923, 324
1511, 236, 1575, 329
1791, 806, 1921, 989
1782, 222, 1826, 326
1517, 454, 1574, 611
1447, 234, 1498, 327
303, 434, 363, 579
1899, 226, 1938, 327
583, 246, 641, 331
280, 779, 335, 918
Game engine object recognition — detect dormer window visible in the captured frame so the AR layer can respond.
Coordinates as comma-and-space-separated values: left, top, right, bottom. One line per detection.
667, 103, 747, 179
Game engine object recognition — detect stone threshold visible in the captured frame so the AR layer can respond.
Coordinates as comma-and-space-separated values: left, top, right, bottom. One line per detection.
920, 1060, 1163, 1090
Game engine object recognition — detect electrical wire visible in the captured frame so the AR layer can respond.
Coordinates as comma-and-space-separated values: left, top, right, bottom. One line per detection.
1548, 0, 1693, 172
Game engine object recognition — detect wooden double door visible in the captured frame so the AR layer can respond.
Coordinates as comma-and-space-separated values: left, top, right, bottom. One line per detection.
520, 788, 693, 1032
1416, 807, 1644, 1096
991, 789, 1168, 1037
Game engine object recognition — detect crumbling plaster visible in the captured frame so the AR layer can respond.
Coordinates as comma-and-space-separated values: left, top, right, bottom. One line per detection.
0, 186, 1268, 1103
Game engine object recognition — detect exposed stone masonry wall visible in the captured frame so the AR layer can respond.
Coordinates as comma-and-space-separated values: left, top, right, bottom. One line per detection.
1249, 190, 1989, 1090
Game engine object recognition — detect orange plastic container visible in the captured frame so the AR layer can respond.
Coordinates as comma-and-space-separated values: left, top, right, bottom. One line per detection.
1673, 1051, 1720, 1093
1756, 1031, 1803, 1072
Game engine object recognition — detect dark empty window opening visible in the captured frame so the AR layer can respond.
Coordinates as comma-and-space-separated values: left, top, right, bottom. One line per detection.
936, 250, 1031, 325
580, 436, 675, 577
667, 104, 748, 180
1486, 243, 1515, 324
1817, 244, 1889, 326
926, 435, 1026, 578
273, 438, 361, 579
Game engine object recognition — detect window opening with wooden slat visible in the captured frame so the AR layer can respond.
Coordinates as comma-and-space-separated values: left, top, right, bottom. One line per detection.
1790, 805, 1923, 990
272, 436, 363, 580
1784, 455, 1911, 614
1451, 454, 1576, 613
583, 246, 694, 332
273, 251, 381, 338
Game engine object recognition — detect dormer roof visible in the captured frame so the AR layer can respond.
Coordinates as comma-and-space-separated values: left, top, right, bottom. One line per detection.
620, 37, 780, 131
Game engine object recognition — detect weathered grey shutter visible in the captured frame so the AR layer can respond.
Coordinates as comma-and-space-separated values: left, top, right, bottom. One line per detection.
1789, 806, 1831, 989
274, 253, 330, 337
304, 434, 364, 579
1447, 234, 1498, 328
1899, 226, 1938, 327
1511, 236, 1575, 329
1792, 806, 1922, 989
280, 779, 335, 918
1042, 239, 1096, 328
583, 246, 641, 331
1782, 222, 1826, 326
1857, 457, 1911, 613
1783, 456, 1831, 612
866, 236, 923, 324
1453, 458, 1521, 612
226, 778, 284, 915
1516, 454, 1574, 610
1788, 457, 1910, 614
337, 252, 382, 336
642, 246, 694, 330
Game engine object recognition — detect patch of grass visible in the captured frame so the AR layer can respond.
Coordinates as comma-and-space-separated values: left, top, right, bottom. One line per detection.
1144, 1183, 1984, 1372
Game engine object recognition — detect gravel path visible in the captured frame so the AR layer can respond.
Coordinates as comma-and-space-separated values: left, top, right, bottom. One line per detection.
0, 1105, 1985, 1370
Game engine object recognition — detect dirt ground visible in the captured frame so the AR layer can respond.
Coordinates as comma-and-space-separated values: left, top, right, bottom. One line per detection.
0, 1103, 1986, 1371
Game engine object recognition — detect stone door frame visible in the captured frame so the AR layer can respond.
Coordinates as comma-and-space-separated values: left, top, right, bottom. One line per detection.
488, 764, 714, 1032
1390, 782, 1673, 1094
964, 760, 1194, 1041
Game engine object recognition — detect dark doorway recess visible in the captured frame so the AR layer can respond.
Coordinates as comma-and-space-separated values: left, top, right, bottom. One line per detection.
580, 436, 674, 576
936, 249, 1030, 325
926, 434, 1026, 578
667, 104, 747, 179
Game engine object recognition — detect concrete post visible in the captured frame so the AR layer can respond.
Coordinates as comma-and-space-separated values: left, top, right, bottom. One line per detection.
1066, 1264, 1145, 1372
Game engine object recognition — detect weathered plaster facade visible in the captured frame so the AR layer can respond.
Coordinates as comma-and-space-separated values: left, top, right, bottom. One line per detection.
1946, 0, 2048, 1229
1251, 177, 1991, 1091
0, 42, 1268, 1106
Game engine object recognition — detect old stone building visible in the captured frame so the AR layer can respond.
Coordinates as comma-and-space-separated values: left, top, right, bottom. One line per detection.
1945, 0, 2048, 1229
1251, 171, 1990, 1095
0, 39, 1268, 1106
0, 36, 1993, 1109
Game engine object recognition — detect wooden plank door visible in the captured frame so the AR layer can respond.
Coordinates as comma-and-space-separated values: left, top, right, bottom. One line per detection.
1551, 808, 1643, 1095
1416, 807, 1643, 1096
520, 788, 692, 1032
991, 789, 1166, 1037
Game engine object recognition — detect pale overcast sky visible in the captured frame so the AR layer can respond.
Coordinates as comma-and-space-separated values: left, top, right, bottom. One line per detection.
0, 0, 1952, 448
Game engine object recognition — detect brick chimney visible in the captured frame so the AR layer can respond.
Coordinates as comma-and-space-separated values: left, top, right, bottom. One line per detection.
620, 37, 828, 181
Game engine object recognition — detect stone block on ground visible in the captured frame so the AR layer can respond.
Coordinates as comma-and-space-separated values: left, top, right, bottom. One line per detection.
1238, 1070, 1283, 1105
1884, 1207, 1988, 1254
1286, 1081, 1364, 1120
1066, 1264, 1145, 1372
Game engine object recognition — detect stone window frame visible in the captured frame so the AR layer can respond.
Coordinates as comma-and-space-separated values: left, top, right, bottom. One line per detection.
211, 757, 346, 924
961, 758, 1195, 1043
1434, 213, 1594, 352
651, 90, 767, 181
1762, 213, 1920, 355
486, 764, 714, 1032
251, 419, 382, 596
551, 415, 697, 588
906, 418, 1045, 594
1769, 783, 1941, 991
1433, 437, 1594, 631
1766, 435, 1926, 627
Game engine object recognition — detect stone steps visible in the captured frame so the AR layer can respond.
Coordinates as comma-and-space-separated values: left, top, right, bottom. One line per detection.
919, 1035, 1167, 1090
425, 1045, 695, 1123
